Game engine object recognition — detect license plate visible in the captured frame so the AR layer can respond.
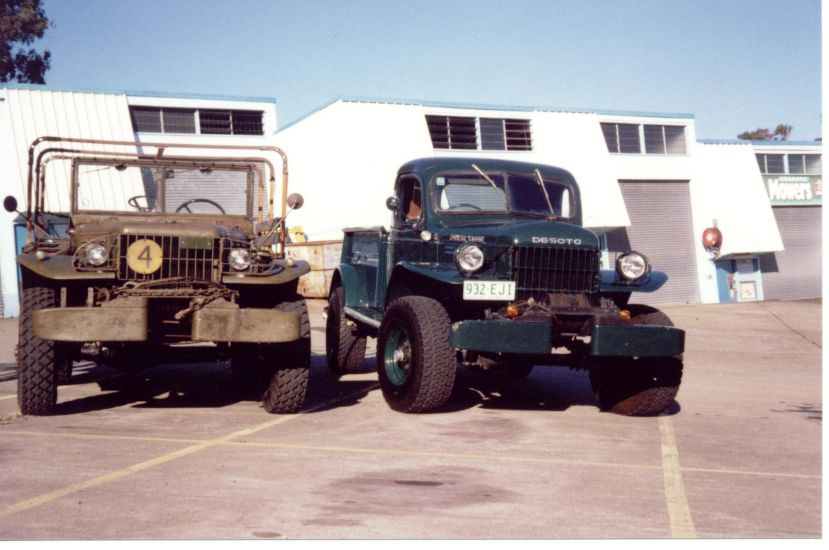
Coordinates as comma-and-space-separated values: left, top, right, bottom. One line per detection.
462, 280, 516, 301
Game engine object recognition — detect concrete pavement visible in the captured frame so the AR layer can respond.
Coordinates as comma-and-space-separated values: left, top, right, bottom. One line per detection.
0, 299, 821, 539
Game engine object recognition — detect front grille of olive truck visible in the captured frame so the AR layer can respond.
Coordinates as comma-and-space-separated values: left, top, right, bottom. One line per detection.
118, 235, 220, 282
511, 246, 600, 302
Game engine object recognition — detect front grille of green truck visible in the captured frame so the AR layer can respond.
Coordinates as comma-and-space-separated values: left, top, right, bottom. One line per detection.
511, 246, 600, 301
118, 234, 221, 282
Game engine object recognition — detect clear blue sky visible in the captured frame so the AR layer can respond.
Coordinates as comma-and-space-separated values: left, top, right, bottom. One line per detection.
38, 0, 821, 140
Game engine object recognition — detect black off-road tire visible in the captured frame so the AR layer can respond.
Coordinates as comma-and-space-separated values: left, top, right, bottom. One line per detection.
589, 306, 683, 416
326, 285, 366, 375
18, 286, 59, 415
262, 296, 311, 414
376, 296, 456, 413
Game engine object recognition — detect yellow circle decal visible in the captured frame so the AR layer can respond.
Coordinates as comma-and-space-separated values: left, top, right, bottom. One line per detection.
127, 239, 163, 274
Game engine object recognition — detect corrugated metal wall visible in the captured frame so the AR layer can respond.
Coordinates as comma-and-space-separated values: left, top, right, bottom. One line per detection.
759, 206, 822, 300
606, 181, 700, 305
1, 88, 138, 213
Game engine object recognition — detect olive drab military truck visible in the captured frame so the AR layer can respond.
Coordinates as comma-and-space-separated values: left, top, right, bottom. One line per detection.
326, 157, 685, 415
5, 136, 311, 415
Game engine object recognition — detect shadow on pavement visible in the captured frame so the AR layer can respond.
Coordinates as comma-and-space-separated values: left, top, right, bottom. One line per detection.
18, 353, 681, 418
48, 355, 378, 416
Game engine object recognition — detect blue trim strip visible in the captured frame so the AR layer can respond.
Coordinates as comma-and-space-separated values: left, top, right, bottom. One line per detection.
278, 95, 695, 131
1, 83, 276, 104
699, 138, 822, 147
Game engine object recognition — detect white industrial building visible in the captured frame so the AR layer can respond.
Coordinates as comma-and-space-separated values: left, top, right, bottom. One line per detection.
276, 97, 820, 305
0, 89, 822, 316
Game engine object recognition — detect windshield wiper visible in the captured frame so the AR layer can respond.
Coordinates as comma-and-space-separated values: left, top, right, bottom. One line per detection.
471, 163, 508, 210
534, 168, 557, 219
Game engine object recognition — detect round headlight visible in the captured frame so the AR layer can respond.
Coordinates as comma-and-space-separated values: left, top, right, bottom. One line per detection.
456, 244, 485, 273
85, 243, 108, 267
616, 251, 650, 281
229, 248, 251, 271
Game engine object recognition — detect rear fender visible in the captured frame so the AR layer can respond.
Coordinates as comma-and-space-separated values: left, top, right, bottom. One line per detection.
333, 263, 370, 309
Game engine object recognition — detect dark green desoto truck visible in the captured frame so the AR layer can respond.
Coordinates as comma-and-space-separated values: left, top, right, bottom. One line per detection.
6, 137, 310, 415
326, 157, 685, 415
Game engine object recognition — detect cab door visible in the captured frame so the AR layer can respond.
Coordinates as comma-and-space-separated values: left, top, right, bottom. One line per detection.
388, 175, 426, 268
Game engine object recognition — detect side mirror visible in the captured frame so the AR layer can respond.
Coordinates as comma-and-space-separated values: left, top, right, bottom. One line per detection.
386, 196, 401, 212
287, 193, 304, 210
4, 196, 18, 213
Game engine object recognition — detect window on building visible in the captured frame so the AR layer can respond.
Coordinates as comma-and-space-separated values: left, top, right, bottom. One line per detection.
426, 115, 477, 150
426, 115, 532, 151
162, 108, 196, 133
756, 153, 786, 174
130, 107, 163, 133
788, 153, 822, 175
602, 122, 686, 155
230, 110, 264, 135
478, 118, 533, 151
129, 106, 264, 135
601, 122, 641, 153
480, 118, 506, 150
199, 110, 233, 134
504, 119, 532, 151
644, 124, 687, 154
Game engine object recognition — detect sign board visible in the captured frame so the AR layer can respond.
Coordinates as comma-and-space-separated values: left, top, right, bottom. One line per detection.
763, 175, 822, 206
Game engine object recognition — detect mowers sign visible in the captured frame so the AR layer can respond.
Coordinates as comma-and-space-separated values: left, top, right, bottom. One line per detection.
764, 175, 822, 205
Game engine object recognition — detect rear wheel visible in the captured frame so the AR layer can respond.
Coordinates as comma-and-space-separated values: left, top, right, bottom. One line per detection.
261, 296, 311, 414
326, 286, 366, 375
588, 306, 683, 416
18, 286, 59, 415
376, 296, 456, 413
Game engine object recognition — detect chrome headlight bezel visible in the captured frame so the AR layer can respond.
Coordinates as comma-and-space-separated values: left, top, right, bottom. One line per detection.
228, 248, 252, 271
84, 242, 109, 267
456, 244, 485, 274
616, 251, 651, 281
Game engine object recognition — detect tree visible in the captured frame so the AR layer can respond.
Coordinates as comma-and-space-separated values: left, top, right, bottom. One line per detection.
737, 124, 794, 141
1, 0, 51, 84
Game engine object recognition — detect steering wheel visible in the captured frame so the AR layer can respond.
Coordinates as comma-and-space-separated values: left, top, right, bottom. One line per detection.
175, 198, 226, 214
127, 195, 150, 212
447, 203, 482, 211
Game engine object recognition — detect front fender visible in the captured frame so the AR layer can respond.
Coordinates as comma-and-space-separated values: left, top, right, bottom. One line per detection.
599, 269, 668, 293
222, 259, 310, 286
17, 254, 115, 281
392, 262, 466, 285
385, 262, 470, 307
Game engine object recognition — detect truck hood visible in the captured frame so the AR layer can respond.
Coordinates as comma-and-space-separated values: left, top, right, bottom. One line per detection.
435, 218, 599, 249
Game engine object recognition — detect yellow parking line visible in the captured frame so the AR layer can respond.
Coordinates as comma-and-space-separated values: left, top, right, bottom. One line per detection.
0, 384, 379, 521
0, 395, 17, 401
3, 425, 820, 481
0, 413, 299, 521
5, 430, 203, 445
659, 416, 696, 539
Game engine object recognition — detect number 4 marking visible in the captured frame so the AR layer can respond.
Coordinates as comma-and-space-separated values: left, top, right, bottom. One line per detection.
138, 245, 153, 268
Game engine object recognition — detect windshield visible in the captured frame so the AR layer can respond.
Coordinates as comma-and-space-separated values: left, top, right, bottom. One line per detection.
74, 161, 258, 217
432, 170, 573, 218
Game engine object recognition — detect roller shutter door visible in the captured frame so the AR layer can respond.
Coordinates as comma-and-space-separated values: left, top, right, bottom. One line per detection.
606, 181, 700, 305
759, 206, 821, 300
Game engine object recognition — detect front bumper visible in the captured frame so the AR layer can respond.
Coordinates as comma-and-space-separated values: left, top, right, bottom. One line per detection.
450, 317, 685, 358
32, 299, 300, 344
